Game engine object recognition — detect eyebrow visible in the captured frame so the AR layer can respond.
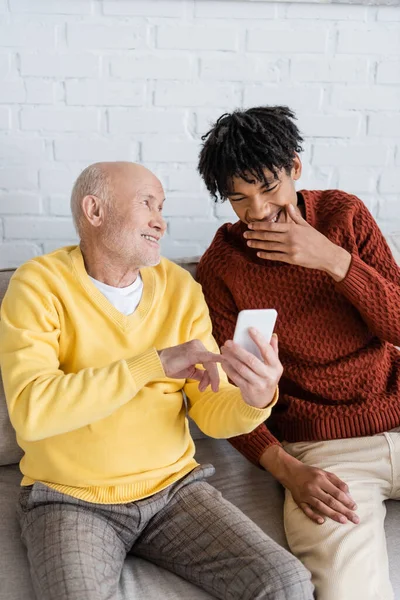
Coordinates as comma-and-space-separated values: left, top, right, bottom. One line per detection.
141, 194, 165, 203
228, 181, 278, 196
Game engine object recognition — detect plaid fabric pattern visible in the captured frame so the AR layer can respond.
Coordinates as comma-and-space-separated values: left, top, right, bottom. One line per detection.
18, 465, 313, 600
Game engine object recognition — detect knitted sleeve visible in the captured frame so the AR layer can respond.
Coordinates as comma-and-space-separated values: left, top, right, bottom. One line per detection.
336, 200, 400, 346
197, 243, 281, 466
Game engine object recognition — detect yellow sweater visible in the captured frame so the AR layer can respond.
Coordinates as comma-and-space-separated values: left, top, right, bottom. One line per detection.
0, 247, 276, 504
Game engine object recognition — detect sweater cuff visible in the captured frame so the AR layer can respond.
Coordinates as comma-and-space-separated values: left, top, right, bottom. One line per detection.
126, 348, 165, 390
236, 386, 279, 422
336, 253, 370, 301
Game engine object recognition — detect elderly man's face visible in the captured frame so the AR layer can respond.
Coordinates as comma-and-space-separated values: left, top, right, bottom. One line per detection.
102, 168, 167, 268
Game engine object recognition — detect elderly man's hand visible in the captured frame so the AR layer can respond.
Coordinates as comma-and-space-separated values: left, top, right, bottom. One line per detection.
158, 340, 222, 392
221, 329, 282, 409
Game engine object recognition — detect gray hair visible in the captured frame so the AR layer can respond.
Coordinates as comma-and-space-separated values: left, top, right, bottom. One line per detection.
70, 163, 113, 236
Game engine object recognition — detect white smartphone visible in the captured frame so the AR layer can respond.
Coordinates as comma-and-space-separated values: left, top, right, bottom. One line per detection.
233, 309, 278, 361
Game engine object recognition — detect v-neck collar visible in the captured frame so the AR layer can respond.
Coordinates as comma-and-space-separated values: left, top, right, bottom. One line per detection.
69, 246, 156, 331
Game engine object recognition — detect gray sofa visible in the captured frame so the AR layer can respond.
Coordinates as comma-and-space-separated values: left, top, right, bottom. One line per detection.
1, 260, 399, 600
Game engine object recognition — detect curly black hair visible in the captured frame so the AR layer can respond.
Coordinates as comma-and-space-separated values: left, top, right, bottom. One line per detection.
198, 106, 304, 201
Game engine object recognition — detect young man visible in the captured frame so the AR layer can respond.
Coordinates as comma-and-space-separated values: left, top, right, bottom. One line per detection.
196, 106, 400, 600
0, 161, 313, 600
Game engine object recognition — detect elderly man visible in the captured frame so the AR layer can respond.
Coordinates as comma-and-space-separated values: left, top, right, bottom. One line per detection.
0, 162, 313, 600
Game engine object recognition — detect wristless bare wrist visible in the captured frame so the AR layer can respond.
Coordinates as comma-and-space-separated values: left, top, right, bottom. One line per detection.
259, 444, 301, 487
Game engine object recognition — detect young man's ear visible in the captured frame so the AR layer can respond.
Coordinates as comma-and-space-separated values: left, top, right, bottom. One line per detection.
291, 154, 302, 181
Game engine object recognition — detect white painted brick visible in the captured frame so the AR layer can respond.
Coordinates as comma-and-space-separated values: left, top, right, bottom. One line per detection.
0, 82, 25, 104
292, 58, 368, 83
248, 29, 327, 53
215, 201, 237, 220
0, 167, 38, 190
0, 136, 45, 163
0, 192, 41, 214
103, 0, 183, 17
0, 107, 10, 130
369, 114, 400, 137
333, 86, 400, 111
49, 195, 71, 216
299, 114, 361, 138
157, 26, 238, 51
9, 0, 92, 13
163, 195, 211, 218
194, 0, 275, 19
195, 109, 228, 136
387, 234, 400, 264
243, 86, 322, 113
377, 196, 400, 223
201, 56, 281, 82
338, 168, 377, 193
54, 138, 136, 163
165, 168, 203, 192
298, 166, 334, 191
21, 108, 100, 133
313, 144, 390, 167
110, 56, 194, 80
377, 7, 400, 21
142, 139, 199, 163
40, 166, 81, 194
379, 171, 400, 194
25, 80, 55, 104
42, 240, 78, 254
376, 60, 400, 85
0, 243, 42, 269
337, 30, 400, 56
155, 81, 236, 108
20, 53, 100, 78
169, 218, 219, 243
108, 109, 185, 134
67, 24, 144, 50
0, 54, 10, 78
0, 23, 55, 49
66, 81, 145, 107
286, 3, 366, 20
160, 237, 202, 260
4, 217, 76, 240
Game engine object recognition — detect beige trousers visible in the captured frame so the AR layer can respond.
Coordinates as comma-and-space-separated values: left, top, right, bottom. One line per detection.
283, 428, 400, 600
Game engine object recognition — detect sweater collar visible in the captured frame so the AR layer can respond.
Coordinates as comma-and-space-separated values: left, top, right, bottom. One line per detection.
69, 246, 156, 331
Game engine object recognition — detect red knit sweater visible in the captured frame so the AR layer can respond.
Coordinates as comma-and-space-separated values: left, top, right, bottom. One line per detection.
197, 190, 400, 466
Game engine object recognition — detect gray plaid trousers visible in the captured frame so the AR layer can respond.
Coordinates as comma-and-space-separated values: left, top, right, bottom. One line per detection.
17, 464, 313, 600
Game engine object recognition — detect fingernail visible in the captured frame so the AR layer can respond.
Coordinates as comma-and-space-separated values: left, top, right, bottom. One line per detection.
339, 516, 347, 524
248, 223, 254, 229
352, 503, 357, 510
352, 516, 360, 524
243, 232, 248, 238
317, 518, 324, 525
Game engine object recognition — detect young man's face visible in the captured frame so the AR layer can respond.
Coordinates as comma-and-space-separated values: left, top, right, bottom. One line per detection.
226, 155, 302, 225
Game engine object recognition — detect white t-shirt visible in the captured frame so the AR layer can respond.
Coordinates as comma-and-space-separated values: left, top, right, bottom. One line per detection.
89, 274, 144, 316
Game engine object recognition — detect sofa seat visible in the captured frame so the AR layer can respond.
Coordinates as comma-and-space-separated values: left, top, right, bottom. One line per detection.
1, 431, 400, 600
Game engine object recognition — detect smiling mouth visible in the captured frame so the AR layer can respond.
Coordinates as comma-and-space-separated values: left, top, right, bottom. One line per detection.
267, 209, 282, 223
141, 234, 160, 245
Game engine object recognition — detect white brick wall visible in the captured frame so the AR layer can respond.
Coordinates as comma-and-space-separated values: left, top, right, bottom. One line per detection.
0, 0, 399, 269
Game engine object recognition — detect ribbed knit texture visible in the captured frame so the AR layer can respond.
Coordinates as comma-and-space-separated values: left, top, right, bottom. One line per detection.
197, 190, 400, 466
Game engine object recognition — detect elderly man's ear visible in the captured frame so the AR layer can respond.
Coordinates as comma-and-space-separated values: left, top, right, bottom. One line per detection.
82, 195, 105, 228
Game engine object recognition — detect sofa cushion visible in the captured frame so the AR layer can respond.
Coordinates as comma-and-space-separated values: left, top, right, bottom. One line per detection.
0, 270, 24, 467
1, 437, 400, 600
